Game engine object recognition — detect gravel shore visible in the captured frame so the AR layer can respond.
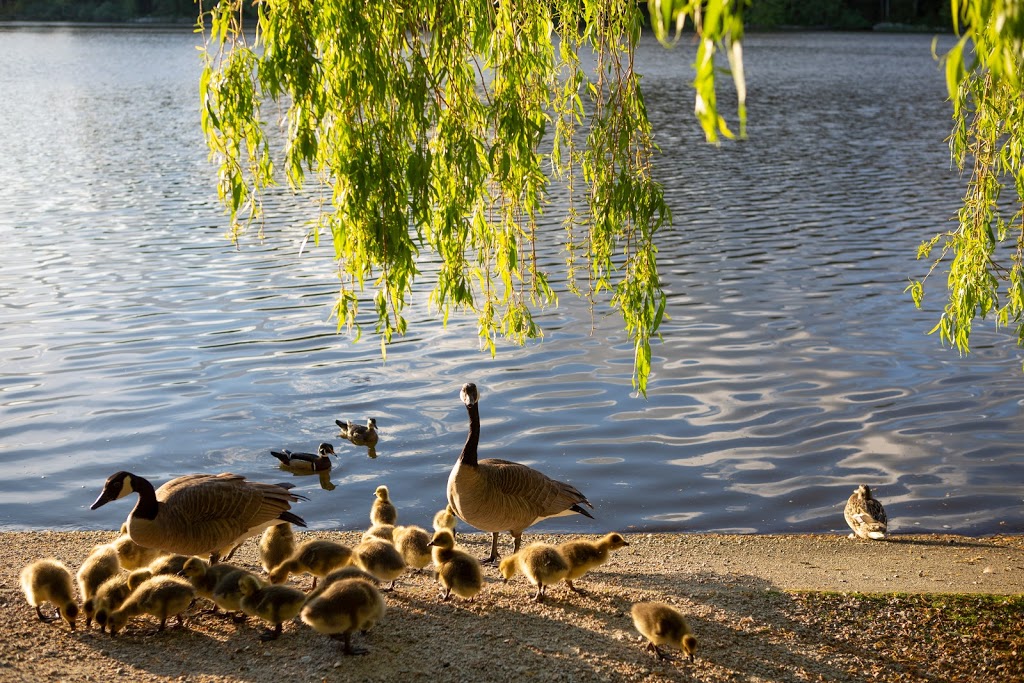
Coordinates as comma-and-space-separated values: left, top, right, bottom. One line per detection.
1, 530, 1021, 682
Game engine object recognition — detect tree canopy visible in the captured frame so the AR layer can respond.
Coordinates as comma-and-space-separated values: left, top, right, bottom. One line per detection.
201, 0, 1024, 395
199, 0, 746, 396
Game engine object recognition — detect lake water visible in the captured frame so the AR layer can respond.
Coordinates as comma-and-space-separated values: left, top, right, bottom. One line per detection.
1, 26, 1021, 538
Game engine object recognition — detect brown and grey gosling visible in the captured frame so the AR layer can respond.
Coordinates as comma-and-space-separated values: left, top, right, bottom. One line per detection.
258, 522, 295, 574
237, 574, 307, 641
447, 382, 594, 563
844, 484, 888, 540
428, 529, 483, 602
271, 442, 336, 472
112, 532, 166, 571
90, 471, 307, 564
20, 558, 79, 629
77, 544, 121, 628
146, 553, 191, 577
305, 566, 381, 602
630, 601, 698, 662
181, 556, 246, 615
269, 539, 354, 588
211, 568, 264, 622
300, 575, 385, 655
336, 417, 379, 448
362, 523, 395, 543
370, 485, 398, 526
557, 532, 630, 593
393, 525, 433, 572
498, 542, 570, 603
352, 538, 406, 590
92, 572, 134, 633
108, 574, 196, 636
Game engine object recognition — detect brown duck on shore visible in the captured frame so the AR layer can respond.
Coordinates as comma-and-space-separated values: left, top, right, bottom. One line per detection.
844, 484, 888, 540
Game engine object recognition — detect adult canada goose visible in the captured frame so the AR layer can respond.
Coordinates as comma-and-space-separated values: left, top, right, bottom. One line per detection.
19, 558, 79, 629
392, 525, 433, 572
112, 532, 166, 570
336, 418, 379, 447
370, 485, 398, 525
259, 523, 295, 574
181, 556, 246, 615
300, 576, 385, 655
428, 529, 483, 602
269, 539, 354, 588
77, 544, 121, 628
211, 567, 263, 622
630, 601, 698, 662
90, 471, 307, 563
237, 574, 307, 641
557, 532, 630, 592
271, 443, 336, 472
352, 538, 406, 590
498, 542, 570, 603
108, 574, 196, 635
447, 382, 594, 562
844, 484, 888, 540
92, 572, 133, 633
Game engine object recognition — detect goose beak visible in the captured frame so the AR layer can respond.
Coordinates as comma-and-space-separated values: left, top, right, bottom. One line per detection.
90, 488, 114, 510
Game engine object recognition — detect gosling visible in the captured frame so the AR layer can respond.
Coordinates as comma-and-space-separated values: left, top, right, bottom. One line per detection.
112, 532, 166, 571
352, 538, 406, 590
77, 544, 121, 628
258, 522, 295, 574
631, 601, 698, 662
392, 525, 433, 572
211, 567, 263, 622
181, 556, 246, 615
108, 574, 195, 635
370, 485, 398, 526
498, 542, 569, 602
92, 572, 134, 633
269, 539, 353, 588
362, 523, 396, 543
20, 558, 79, 629
428, 529, 483, 602
300, 576, 385, 655
557, 532, 630, 592
237, 574, 307, 641
432, 505, 458, 534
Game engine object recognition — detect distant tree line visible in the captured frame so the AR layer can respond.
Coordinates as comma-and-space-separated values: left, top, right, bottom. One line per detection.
0, 0, 952, 30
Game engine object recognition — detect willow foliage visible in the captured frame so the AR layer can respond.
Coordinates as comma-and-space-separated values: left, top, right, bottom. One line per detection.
911, 1, 1024, 355
199, 0, 746, 396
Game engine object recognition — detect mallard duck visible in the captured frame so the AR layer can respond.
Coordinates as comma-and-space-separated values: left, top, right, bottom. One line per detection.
336, 418, 379, 447
498, 542, 569, 602
108, 574, 196, 635
370, 485, 398, 526
77, 544, 121, 628
271, 443, 336, 472
428, 529, 483, 602
92, 572, 133, 633
557, 532, 630, 592
237, 574, 308, 641
844, 484, 888, 540
300, 576, 385, 655
20, 558, 79, 629
352, 538, 406, 590
447, 382, 594, 563
112, 532, 166, 570
630, 601, 698, 662
269, 539, 354, 588
259, 523, 295, 574
393, 525, 432, 572
90, 471, 307, 563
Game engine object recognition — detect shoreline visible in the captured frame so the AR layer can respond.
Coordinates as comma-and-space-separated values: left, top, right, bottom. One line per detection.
1, 530, 1021, 682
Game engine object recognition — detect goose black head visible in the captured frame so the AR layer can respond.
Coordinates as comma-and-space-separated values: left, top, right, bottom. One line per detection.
460, 382, 479, 407
90, 471, 135, 510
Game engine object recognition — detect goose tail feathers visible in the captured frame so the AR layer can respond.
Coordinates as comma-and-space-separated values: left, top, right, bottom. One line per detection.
570, 503, 595, 520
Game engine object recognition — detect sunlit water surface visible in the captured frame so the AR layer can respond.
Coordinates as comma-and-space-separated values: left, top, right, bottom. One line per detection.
1, 27, 1021, 537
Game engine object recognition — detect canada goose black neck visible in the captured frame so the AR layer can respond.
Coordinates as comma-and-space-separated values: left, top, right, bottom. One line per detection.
129, 474, 159, 521
459, 385, 480, 468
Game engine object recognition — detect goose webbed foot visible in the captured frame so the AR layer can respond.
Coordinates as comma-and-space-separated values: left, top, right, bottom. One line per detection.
332, 632, 369, 656
36, 606, 58, 623
259, 624, 283, 641
645, 642, 672, 661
